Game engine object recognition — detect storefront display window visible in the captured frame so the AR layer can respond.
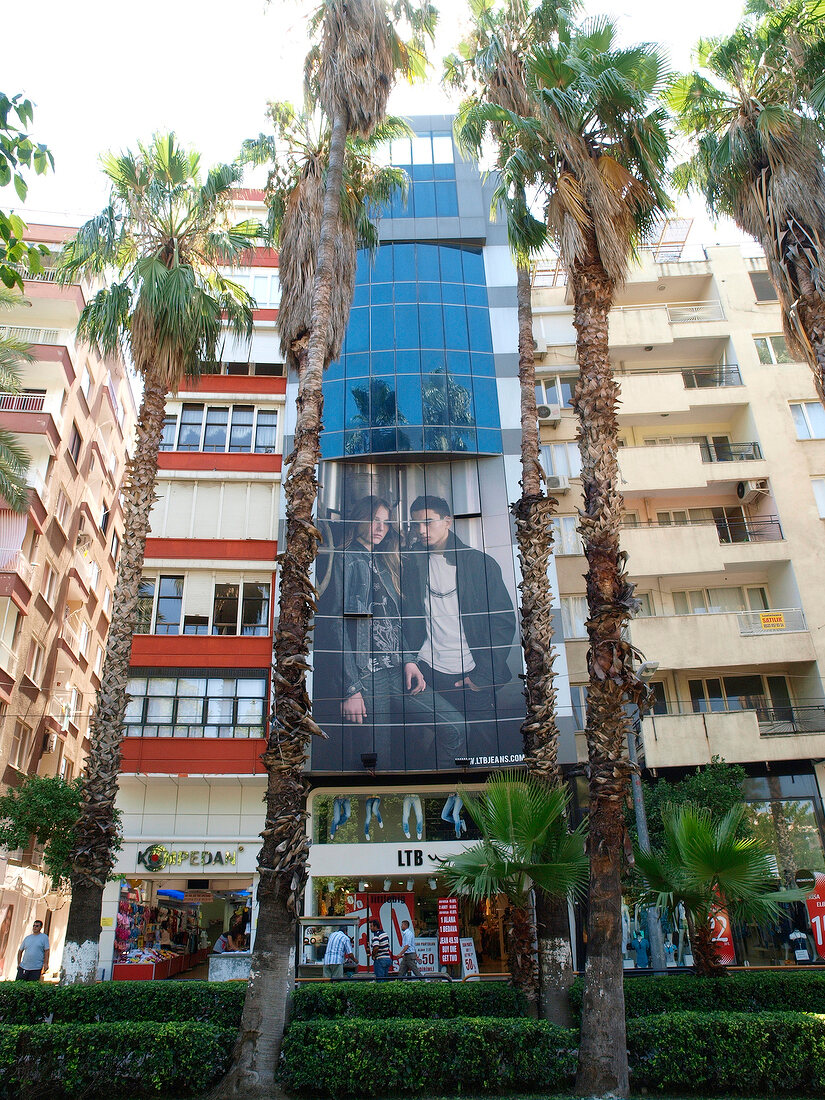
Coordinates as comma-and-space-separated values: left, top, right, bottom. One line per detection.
313, 793, 482, 844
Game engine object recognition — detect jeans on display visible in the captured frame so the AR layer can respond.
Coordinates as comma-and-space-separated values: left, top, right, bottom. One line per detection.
330, 796, 351, 839
364, 796, 383, 840
373, 956, 391, 981
441, 793, 466, 839
402, 794, 424, 840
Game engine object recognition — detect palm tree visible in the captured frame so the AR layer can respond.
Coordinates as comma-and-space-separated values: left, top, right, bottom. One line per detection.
523, 18, 671, 1095
0, 287, 33, 511
214, 4, 434, 1089
56, 135, 258, 983
438, 771, 588, 997
445, 0, 575, 1024
636, 802, 804, 974
669, 5, 825, 402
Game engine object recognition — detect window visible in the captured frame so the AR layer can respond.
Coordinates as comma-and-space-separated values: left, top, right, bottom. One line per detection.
100, 504, 110, 535
88, 559, 100, 592
111, 532, 120, 561
755, 334, 793, 364
791, 401, 825, 440
229, 406, 254, 452
561, 596, 588, 639
60, 756, 74, 782
78, 621, 91, 657
541, 442, 582, 479
812, 478, 825, 518
124, 672, 268, 738
102, 587, 112, 616
178, 404, 205, 450
212, 582, 271, 636
55, 489, 70, 531
167, 403, 278, 454
160, 414, 177, 451
536, 374, 576, 408
95, 645, 104, 677
550, 516, 583, 556
688, 674, 791, 715
26, 639, 45, 686
136, 575, 184, 634
635, 593, 654, 617
254, 410, 278, 453
80, 364, 92, 402
203, 406, 229, 451
68, 422, 82, 465
749, 272, 778, 302
42, 561, 57, 606
672, 586, 768, 615
9, 720, 33, 770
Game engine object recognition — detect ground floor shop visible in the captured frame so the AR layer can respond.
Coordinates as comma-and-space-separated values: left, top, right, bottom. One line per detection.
0, 856, 67, 982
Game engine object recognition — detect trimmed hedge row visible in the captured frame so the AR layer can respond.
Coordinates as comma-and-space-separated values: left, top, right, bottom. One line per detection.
0, 1022, 234, 1098
0, 980, 245, 1027
281, 1011, 825, 1097
281, 1017, 575, 1096
569, 970, 825, 1021
290, 979, 528, 1020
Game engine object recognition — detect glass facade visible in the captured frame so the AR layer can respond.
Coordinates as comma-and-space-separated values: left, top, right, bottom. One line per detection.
322, 243, 501, 460
379, 130, 458, 220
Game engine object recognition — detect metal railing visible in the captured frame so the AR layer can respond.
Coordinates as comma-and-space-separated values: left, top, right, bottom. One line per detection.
60, 622, 80, 653
0, 392, 45, 413
738, 607, 807, 635
644, 699, 825, 727
6, 262, 60, 283
0, 550, 34, 584
621, 515, 784, 543
682, 365, 742, 388
26, 468, 49, 504
757, 706, 825, 736
0, 324, 64, 345
666, 301, 726, 323
699, 441, 762, 462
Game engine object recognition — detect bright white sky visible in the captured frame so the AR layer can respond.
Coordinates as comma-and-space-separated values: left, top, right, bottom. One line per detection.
5, 0, 748, 245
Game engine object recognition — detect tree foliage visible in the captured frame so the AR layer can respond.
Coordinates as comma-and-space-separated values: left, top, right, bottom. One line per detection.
0, 93, 53, 290
0, 776, 86, 889
638, 755, 749, 852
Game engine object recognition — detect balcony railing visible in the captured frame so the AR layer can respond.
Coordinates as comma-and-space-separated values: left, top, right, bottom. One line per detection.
6, 262, 60, 283
0, 324, 65, 345
26, 467, 49, 505
699, 441, 762, 462
0, 392, 45, 413
0, 550, 34, 584
682, 366, 742, 389
757, 706, 825, 736
737, 607, 807, 635
60, 622, 80, 653
0, 638, 17, 675
666, 301, 725, 323
621, 515, 784, 543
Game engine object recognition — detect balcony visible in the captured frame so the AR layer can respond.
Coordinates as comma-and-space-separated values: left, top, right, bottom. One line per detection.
628, 608, 815, 670
0, 637, 17, 678
617, 366, 746, 422
619, 516, 786, 576
641, 706, 825, 768
0, 389, 61, 453
607, 300, 727, 347
666, 301, 726, 323
619, 441, 767, 493
0, 550, 35, 613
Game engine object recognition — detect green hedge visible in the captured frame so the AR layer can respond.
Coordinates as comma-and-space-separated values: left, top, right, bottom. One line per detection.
569, 970, 825, 1021
0, 1022, 234, 1098
628, 1011, 825, 1094
0, 980, 245, 1027
281, 1018, 575, 1096
291, 979, 528, 1020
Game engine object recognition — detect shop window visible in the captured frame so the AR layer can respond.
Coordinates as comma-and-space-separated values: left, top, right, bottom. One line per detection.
124, 671, 267, 738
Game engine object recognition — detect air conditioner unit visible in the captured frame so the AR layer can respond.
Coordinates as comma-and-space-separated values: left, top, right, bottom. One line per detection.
537, 403, 562, 426
533, 335, 548, 358
737, 479, 769, 505
43, 732, 58, 754
545, 474, 571, 494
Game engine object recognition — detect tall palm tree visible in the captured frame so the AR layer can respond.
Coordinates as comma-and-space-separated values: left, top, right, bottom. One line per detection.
524, 18, 671, 1095
214, 6, 435, 1093
636, 802, 804, 974
669, 4, 825, 402
0, 287, 33, 511
445, 0, 576, 1024
56, 135, 258, 983
439, 771, 588, 997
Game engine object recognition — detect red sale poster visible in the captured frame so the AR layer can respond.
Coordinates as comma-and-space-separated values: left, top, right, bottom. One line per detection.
803, 871, 825, 960
709, 903, 736, 965
437, 897, 460, 965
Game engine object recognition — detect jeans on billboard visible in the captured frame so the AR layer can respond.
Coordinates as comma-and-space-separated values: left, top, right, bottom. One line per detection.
373, 956, 391, 981
416, 662, 496, 764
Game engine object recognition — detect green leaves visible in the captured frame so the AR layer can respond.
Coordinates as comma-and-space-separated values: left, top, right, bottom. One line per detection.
0, 92, 53, 290
0, 775, 84, 889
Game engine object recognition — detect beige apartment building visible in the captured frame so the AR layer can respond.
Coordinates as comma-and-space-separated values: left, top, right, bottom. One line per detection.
0, 225, 136, 978
533, 231, 825, 907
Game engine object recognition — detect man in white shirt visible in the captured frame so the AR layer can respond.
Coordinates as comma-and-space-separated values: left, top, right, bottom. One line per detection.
396, 919, 423, 979
16, 920, 50, 981
322, 927, 355, 979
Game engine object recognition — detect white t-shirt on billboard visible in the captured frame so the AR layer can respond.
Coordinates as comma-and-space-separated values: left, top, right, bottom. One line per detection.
416, 553, 475, 676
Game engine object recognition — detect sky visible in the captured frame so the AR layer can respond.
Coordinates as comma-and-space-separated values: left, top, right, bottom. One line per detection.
4, 0, 750, 245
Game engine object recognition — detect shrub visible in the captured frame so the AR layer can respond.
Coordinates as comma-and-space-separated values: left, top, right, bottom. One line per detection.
627, 1011, 825, 1094
0, 980, 245, 1028
281, 1018, 576, 1097
569, 970, 825, 1021
290, 979, 528, 1020
0, 1022, 234, 1098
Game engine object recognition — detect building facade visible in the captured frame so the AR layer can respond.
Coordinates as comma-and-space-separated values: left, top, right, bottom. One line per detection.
0, 225, 136, 977
533, 234, 825, 967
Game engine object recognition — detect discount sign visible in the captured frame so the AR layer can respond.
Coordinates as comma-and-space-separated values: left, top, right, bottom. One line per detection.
438, 897, 460, 965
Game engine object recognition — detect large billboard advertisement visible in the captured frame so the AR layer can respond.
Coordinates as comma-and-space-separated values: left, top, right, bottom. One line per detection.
311, 457, 524, 773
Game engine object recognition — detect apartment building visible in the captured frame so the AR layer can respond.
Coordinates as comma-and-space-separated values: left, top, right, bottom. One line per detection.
0, 225, 136, 977
97, 213, 285, 976
533, 229, 825, 966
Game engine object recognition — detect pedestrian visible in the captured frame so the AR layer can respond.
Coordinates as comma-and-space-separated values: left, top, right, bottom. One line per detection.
16, 919, 50, 981
323, 926, 355, 979
369, 918, 392, 981
396, 918, 423, 979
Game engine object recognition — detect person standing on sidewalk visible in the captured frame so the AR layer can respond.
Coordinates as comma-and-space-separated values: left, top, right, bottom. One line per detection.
370, 918, 392, 981
323, 927, 355, 979
16, 920, 50, 981
396, 919, 423, 979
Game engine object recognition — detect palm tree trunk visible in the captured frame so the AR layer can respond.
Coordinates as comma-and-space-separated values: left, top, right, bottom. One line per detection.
511, 259, 573, 1023
569, 244, 636, 1098
213, 111, 348, 1100
794, 271, 825, 406
61, 375, 168, 983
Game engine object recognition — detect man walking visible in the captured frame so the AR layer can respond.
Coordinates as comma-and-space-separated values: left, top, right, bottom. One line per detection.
396, 918, 423, 979
322, 926, 355, 980
370, 918, 392, 981
16, 919, 50, 981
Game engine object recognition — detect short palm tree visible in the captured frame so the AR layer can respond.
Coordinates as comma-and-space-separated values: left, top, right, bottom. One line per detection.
0, 287, 33, 511
669, 5, 825, 402
56, 135, 258, 982
636, 802, 804, 974
525, 18, 671, 1095
438, 771, 588, 996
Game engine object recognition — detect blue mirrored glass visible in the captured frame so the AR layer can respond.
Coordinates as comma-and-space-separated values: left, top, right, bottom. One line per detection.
369, 377, 398, 428
439, 245, 463, 282
416, 244, 440, 282
371, 427, 398, 453
448, 376, 475, 424
343, 352, 369, 378
394, 304, 419, 349
467, 308, 493, 351
354, 250, 370, 283
417, 281, 442, 303
472, 378, 500, 426
444, 305, 469, 349
371, 282, 393, 304
470, 352, 496, 377
346, 307, 369, 352
476, 428, 502, 454
435, 182, 459, 217
447, 351, 471, 374
324, 382, 344, 432
411, 163, 435, 183
345, 382, 370, 428
462, 248, 485, 285
465, 284, 488, 307
394, 243, 415, 277
394, 373, 422, 422
421, 371, 448, 424
344, 429, 369, 456
325, 357, 344, 381
320, 431, 343, 459
371, 305, 395, 350
397, 425, 423, 453
395, 350, 420, 374
394, 281, 417, 304
414, 182, 436, 218
419, 304, 444, 348
442, 282, 465, 305
371, 244, 393, 282
352, 282, 369, 307
434, 162, 455, 181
